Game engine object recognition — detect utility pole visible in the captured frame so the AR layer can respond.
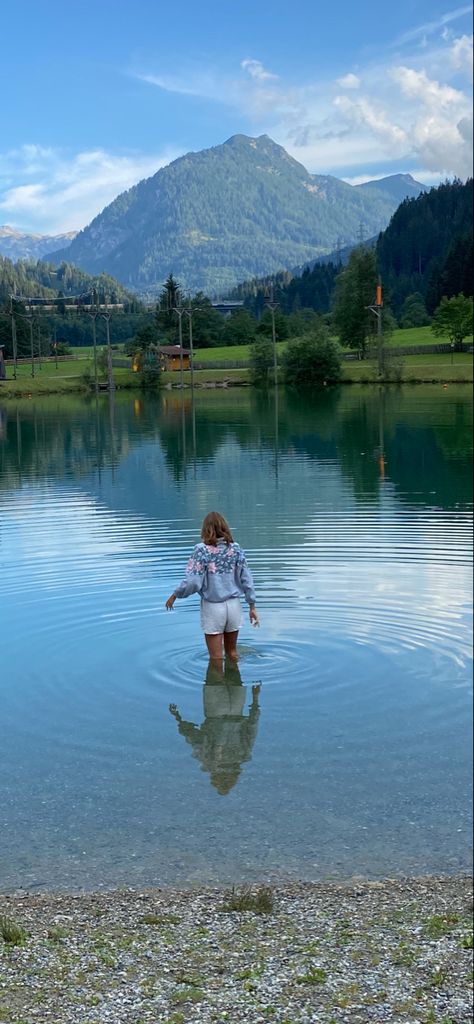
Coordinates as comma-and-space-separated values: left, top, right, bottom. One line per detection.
101, 298, 115, 392
37, 322, 42, 370
264, 288, 279, 387
29, 317, 35, 378
184, 304, 195, 390
367, 278, 384, 376
9, 298, 18, 379
78, 288, 99, 392
172, 305, 186, 388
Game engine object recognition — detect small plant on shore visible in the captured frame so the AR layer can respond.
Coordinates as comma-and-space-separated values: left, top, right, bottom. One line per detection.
427, 968, 448, 988
47, 925, 69, 941
425, 913, 459, 938
222, 885, 274, 915
295, 967, 327, 985
141, 913, 180, 926
0, 914, 27, 945
461, 932, 473, 948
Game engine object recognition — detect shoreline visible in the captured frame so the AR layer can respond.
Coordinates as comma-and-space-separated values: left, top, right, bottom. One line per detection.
1, 874, 472, 1023
0, 373, 473, 400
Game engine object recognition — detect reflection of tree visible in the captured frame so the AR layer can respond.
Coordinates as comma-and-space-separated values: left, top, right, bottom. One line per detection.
1, 387, 471, 511
169, 661, 261, 795
0, 394, 161, 492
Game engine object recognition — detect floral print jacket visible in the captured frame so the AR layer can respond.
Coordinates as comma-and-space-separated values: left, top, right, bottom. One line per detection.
173, 541, 256, 606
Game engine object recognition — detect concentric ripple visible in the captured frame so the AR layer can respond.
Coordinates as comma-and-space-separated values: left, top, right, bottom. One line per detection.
0, 388, 472, 892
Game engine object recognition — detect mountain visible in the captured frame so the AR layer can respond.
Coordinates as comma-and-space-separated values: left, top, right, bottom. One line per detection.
355, 173, 427, 205
50, 134, 427, 296
0, 225, 78, 261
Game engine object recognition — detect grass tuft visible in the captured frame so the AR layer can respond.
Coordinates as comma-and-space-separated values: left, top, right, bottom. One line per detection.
296, 967, 327, 985
222, 886, 274, 915
0, 915, 28, 946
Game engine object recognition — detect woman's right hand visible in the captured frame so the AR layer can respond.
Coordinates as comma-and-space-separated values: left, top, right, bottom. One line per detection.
249, 606, 260, 627
165, 594, 177, 611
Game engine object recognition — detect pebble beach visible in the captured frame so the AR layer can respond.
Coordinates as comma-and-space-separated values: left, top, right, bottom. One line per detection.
1, 875, 472, 1023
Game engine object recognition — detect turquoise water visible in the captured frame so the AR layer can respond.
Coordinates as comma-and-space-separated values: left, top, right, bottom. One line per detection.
0, 387, 472, 891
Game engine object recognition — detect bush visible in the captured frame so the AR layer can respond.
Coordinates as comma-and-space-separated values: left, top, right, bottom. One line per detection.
250, 337, 275, 387
282, 329, 342, 389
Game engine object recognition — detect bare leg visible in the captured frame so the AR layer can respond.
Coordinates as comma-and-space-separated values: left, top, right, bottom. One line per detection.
224, 630, 239, 661
205, 633, 224, 673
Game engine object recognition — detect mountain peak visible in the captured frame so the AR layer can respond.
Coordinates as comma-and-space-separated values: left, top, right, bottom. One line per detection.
44, 136, 427, 295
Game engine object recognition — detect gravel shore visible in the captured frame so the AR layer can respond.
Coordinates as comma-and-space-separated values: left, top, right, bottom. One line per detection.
0, 875, 472, 1024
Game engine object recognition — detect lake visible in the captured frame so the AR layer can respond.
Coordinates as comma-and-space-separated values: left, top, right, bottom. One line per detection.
0, 385, 472, 892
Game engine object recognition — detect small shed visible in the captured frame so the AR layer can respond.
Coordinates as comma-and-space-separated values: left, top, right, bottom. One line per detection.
158, 345, 191, 372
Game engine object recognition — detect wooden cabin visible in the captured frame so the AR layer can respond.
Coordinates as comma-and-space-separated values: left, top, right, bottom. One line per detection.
158, 346, 191, 372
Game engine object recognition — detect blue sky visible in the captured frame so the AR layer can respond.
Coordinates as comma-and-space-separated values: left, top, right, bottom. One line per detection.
1, 0, 472, 233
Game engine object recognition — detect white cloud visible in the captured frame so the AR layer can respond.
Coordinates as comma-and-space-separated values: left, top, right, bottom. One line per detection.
391, 66, 467, 108
392, 5, 473, 46
0, 145, 180, 233
336, 73, 361, 89
241, 58, 278, 82
450, 33, 474, 76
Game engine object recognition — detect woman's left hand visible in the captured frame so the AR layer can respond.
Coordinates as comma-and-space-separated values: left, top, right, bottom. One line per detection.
165, 594, 177, 610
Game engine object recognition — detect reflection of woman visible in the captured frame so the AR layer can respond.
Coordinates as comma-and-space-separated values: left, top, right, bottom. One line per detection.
169, 660, 261, 795
165, 511, 259, 666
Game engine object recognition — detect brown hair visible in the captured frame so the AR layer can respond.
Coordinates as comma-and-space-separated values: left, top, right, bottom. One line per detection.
201, 511, 233, 546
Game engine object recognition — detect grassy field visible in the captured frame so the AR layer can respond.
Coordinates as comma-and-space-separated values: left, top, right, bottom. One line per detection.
1, 330, 472, 397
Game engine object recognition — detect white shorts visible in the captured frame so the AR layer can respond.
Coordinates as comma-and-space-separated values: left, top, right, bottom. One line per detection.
200, 597, 243, 635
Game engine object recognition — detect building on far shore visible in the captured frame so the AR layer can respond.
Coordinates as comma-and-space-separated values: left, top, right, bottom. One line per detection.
132, 346, 192, 373
158, 346, 192, 371
211, 301, 244, 319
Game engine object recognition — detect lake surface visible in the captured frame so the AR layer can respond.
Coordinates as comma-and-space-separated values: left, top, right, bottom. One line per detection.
0, 386, 472, 892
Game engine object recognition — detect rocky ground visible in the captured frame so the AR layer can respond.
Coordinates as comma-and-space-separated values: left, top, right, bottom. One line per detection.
0, 875, 472, 1024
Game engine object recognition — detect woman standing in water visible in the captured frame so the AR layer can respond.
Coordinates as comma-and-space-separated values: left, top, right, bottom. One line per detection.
166, 511, 259, 664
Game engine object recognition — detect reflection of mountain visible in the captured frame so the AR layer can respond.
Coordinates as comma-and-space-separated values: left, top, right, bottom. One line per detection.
0, 387, 472, 515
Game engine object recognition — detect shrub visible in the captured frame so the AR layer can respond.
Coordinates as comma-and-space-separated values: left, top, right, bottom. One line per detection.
250, 337, 275, 387
282, 329, 342, 389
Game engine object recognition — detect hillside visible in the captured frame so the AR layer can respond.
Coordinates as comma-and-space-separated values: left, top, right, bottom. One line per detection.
0, 225, 77, 261
50, 135, 426, 296
376, 179, 473, 312
231, 179, 473, 318
0, 256, 138, 304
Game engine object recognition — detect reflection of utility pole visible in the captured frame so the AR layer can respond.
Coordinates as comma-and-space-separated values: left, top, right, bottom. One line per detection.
378, 386, 385, 482
274, 383, 279, 485
367, 278, 384, 377
264, 288, 279, 387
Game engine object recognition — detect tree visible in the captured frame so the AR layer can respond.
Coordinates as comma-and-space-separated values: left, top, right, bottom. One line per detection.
125, 323, 157, 356
256, 308, 289, 341
332, 247, 378, 358
250, 337, 274, 387
186, 293, 224, 348
222, 308, 257, 346
155, 274, 182, 341
398, 292, 430, 328
282, 327, 342, 389
431, 294, 473, 351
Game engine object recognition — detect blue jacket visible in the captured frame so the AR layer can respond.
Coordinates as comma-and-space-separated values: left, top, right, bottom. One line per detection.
173, 541, 256, 606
